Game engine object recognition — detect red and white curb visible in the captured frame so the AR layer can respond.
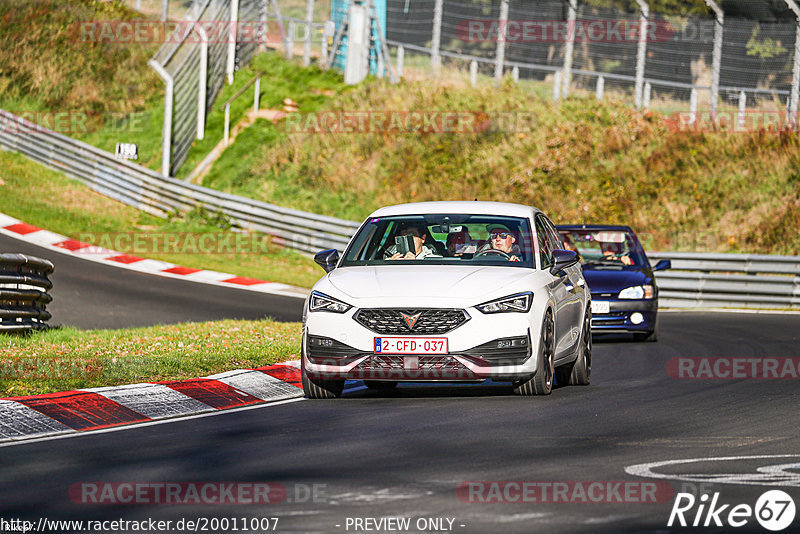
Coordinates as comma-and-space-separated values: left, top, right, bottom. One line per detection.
0, 361, 303, 444
0, 212, 309, 300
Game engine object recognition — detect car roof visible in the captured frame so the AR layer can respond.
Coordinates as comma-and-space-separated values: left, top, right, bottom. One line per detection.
556, 224, 635, 232
368, 201, 541, 219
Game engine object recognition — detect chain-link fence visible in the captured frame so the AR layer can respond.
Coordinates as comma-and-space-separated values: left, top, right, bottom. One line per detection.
382, 0, 800, 115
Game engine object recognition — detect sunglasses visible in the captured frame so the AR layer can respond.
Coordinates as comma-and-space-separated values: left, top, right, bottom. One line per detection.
490, 232, 512, 239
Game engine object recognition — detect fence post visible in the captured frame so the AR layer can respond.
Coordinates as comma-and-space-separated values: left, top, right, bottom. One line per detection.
562, 0, 577, 98
494, 0, 509, 84
512, 65, 519, 83
703, 0, 724, 118
287, 21, 295, 59
136, 0, 141, 10
254, 76, 261, 112
633, 0, 649, 110
596, 75, 605, 101
148, 60, 173, 177
431, 0, 443, 72
304, 0, 314, 66
224, 104, 231, 145
689, 88, 698, 125
553, 71, 562, 101
227, 0, 240, 84
161, 0, 168, 22
397, 45, 404, 79
783, 0, 800, 125
321, 20, 334, 65
196, 24, 209, 140
643, 82, 652, 110
470, 59, 478, 86
737, 91, 746, 130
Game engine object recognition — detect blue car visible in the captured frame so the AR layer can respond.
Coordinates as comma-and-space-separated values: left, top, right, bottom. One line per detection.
557, 225, 670, 342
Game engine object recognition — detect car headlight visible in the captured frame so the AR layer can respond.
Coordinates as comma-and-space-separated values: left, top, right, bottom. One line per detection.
618, 285, 654, 299
308, 291, 352, 313
476, 292, 533, 314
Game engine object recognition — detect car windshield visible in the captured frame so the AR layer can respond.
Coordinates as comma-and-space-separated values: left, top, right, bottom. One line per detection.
341, 214, 535, 268
558, 229, 647, 268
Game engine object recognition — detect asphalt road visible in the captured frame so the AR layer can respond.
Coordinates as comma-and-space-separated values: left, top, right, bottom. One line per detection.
2, 312, 799, 533
0, 233, 305, 328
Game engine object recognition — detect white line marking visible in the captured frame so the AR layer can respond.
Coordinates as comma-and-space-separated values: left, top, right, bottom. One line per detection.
625, 454, 800, 487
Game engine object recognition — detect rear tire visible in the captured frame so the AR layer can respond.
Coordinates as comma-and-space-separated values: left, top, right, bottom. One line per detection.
513, 311, 554, 396
568, 309, 591, 385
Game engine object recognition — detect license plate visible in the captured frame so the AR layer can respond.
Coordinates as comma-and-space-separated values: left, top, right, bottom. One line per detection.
592, 301, 610, 314
374, 337, 448, 355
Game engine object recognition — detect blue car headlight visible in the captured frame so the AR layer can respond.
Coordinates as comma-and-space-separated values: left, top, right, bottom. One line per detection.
476, 292, 533, 314
309, 291, 352, 313
618, 285, 654, 299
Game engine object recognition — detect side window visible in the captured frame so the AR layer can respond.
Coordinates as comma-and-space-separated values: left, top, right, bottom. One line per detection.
543, 218, 564, 251
535, 217, 553, 268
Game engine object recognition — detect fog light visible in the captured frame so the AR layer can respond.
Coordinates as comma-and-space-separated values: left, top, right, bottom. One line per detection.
630, 312, 644, 325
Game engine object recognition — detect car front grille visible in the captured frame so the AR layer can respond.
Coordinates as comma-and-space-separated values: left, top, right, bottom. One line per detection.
354, 309, 469, 335
355, 355, 467, 372
592, 312, 628, 326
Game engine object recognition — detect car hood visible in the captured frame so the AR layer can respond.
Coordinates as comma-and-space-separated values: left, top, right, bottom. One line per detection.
581, 268, 650, 294
326, 265, 535, 300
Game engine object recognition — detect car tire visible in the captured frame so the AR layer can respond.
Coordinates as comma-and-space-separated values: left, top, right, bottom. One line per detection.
364, 381, 398, 391
513, 311, 554, 396
301, 340, 344, 399
634, 317, 658, 342
566, 309, 591, 385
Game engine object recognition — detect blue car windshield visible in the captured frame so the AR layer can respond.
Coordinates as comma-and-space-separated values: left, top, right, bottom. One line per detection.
341, 215, 534, 268
558, 229, 647, 268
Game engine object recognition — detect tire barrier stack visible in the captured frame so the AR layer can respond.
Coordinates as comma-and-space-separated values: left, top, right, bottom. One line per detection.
0, 254, 54, 333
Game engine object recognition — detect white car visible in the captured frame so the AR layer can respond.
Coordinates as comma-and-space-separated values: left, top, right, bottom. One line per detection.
301, 201, 591, 398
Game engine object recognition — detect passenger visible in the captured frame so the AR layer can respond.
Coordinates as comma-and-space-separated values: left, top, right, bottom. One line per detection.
478, 223, 521, 262
446, 228, 474, 256
384, 224, 441, 260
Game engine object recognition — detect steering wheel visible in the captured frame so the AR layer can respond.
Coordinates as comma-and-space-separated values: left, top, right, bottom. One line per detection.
475, 248, 512, 260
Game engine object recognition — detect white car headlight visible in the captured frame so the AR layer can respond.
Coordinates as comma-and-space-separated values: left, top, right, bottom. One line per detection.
309, 291, 352, 313
476, 292, 533, 314
618, 285, 654, 299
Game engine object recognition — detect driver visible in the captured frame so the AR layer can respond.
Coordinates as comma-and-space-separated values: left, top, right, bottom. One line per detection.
384, 224, 440, 260
478, 223, 521, 262
600, 241, 632, 265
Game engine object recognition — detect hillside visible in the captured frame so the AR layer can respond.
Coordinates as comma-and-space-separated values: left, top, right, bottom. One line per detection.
200, 54, 800, 255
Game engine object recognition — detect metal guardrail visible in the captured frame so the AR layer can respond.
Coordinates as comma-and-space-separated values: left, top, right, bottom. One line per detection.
2, 110, 800, 309
649, 252, 800, 309
0, 108, 360, 255
0, 254, 54, 333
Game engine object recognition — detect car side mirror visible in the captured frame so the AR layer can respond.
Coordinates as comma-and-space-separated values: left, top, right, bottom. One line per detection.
314, 249, 340, 273
550, 249, 579, 274
653, 259, 671, 272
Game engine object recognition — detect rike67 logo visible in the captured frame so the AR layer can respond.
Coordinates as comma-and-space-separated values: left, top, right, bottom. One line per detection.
668, 490, 796, 531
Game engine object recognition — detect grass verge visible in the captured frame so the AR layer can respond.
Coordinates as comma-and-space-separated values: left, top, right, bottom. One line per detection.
0, 319, 301, 397
0, 149, 322, 289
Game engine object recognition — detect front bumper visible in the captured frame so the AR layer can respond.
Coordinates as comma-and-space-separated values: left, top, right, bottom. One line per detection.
590, 298, 658, 334
304, 308, 538, 382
